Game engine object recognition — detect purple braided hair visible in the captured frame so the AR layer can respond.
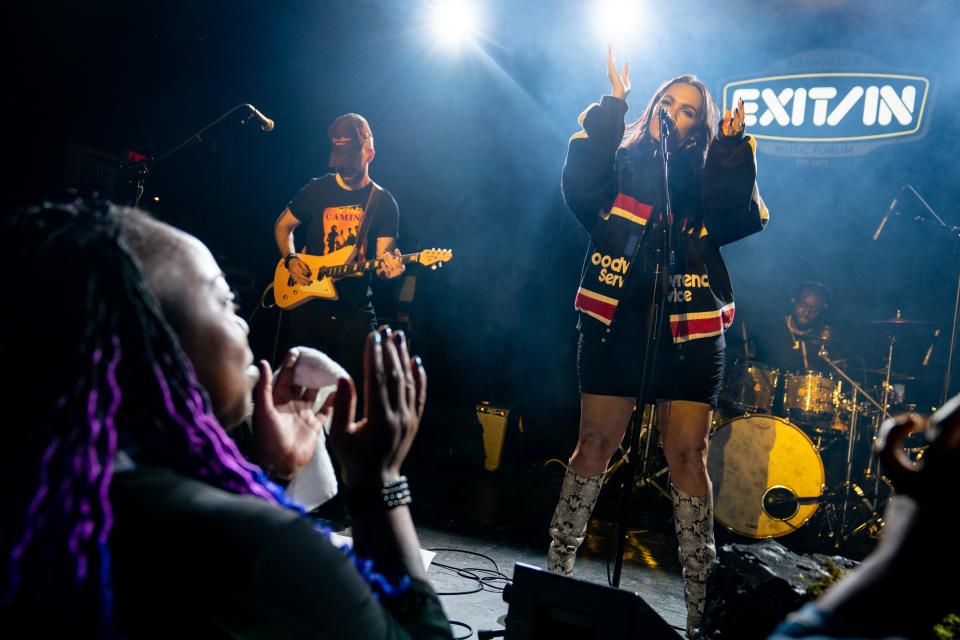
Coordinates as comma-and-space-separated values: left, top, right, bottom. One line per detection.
1, 202, 406, 637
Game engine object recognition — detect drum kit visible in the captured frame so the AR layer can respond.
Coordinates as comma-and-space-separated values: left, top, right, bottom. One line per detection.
706, 312, 934, 550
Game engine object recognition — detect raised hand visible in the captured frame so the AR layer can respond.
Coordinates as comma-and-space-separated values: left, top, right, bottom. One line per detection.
721, 97, 745, 138
606, 44, 630, 101
328, 328, 426, 487
251, 349, 333, 479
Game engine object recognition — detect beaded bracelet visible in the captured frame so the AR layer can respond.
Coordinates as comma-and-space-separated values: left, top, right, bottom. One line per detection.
347, 476, 412, 514
382, 476, 412, 508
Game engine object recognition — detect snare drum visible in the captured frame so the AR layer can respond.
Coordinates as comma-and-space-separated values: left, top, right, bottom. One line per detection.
783, 370, 842, 425
719, 360, 780, 414
709, 415, 825, 538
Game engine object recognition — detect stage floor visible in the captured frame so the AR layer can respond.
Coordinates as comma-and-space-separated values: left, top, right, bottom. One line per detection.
416, 522, 688, 638
320, 453, 878, 639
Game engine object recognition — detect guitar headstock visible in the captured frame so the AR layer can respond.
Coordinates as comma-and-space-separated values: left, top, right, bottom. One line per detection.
416, 248, 453, 270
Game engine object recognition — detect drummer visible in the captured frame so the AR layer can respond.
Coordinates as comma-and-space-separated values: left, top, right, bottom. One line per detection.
744, 281, 850, 421
753, 281, 835, 374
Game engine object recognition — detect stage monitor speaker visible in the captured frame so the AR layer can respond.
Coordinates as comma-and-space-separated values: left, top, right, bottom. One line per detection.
476, 402, 523, 471
503, 563, 680, 639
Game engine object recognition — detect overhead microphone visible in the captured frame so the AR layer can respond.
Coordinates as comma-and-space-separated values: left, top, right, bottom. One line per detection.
245, 104, 275, 131
872, 186, 904, 240
922, 328, 942, 367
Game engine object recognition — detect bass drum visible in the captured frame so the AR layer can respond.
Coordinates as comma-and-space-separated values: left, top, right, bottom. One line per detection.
708, 415, 825, 538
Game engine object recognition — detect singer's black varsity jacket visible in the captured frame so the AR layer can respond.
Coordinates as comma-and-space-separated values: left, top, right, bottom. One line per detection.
562, 95, 769, 357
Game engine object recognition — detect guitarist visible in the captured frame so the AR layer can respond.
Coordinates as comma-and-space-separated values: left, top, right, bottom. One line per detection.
273, 113, 405, 388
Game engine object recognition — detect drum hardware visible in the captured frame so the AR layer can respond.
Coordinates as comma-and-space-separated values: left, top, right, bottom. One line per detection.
718, 360, 779, 414
613, 404, 672, 501
820, 350, 870, 543
782, 370, 843, 432
861, 368, 916, 381
818, 346, 900, 547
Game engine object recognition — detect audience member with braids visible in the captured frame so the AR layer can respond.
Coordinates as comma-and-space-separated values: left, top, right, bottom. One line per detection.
0, 201, 453, 638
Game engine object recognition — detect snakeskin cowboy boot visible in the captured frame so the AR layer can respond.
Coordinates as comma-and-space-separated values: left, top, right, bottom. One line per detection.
547, 465, 605, 575
671, 483, 717, 639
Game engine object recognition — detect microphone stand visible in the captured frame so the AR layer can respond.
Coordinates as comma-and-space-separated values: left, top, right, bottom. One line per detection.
899, 185, 960, 406
611, 108, 674, 587
126, 103, 267, 207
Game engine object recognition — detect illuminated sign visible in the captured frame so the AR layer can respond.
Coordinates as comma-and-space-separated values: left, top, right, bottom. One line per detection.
724, 73, 929, 143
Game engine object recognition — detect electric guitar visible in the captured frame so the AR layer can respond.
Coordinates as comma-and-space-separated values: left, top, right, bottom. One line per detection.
273, 245, 453, 309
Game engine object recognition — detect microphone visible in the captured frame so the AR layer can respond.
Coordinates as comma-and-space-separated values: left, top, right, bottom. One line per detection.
922, 328, 941, 367
245, 104, 275, 132
872, 186, 903, 240
658, 106, 675, 141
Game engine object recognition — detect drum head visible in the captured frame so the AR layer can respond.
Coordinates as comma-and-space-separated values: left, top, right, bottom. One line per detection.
708, 414, 825, 538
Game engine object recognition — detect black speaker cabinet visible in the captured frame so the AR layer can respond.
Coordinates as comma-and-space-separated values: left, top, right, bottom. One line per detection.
503, 563, 680, 639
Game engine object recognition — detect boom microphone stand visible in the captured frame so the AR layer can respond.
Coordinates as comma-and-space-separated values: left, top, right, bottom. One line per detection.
898, 185, 960, 406
611, 107, 676, 587
125, 103, 273, 207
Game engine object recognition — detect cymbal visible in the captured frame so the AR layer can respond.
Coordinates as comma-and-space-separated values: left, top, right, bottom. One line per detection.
862, 368, 917, 381
864, 317, 932, 325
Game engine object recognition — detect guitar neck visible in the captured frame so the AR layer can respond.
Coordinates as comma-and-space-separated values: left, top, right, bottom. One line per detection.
319, 252, 420, 278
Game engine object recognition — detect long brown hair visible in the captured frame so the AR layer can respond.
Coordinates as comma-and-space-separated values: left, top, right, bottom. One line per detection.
622, 74, 719, 167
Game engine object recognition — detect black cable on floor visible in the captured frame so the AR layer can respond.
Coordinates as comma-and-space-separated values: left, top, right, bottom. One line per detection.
427, 548, 511, 596
448, 620, 473, 640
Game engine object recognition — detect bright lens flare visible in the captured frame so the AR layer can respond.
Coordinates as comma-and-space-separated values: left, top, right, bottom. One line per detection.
429, 1, 479, 48
592, 0, 640, 46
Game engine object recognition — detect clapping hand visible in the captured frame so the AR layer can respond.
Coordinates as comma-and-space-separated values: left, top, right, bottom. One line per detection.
251, 348, 334, 479
328, 328, 426, 487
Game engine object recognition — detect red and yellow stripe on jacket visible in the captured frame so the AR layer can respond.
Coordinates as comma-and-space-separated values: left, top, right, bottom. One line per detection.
607, 193, 653, 227
573, 193, 652, 325
669, 302, 736, 343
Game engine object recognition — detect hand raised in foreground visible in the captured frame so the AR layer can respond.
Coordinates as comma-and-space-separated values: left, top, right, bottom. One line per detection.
328, 327, 426, 487
251, 348, 334, 479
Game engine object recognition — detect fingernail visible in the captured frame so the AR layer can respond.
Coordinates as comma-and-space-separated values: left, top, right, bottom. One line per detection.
372, 331, 381, 344
414, 355, 423, 367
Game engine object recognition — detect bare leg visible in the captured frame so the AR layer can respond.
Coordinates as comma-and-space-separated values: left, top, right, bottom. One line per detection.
547, 393, 633, 574
570, 394, 635, 476
658, 400, 713, 497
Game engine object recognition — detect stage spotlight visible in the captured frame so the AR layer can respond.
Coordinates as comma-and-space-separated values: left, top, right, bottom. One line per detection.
592, 0, 642, 46
428, 1, 479, 48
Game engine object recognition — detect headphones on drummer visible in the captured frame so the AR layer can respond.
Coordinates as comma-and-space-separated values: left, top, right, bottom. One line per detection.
790, 281, 832, 311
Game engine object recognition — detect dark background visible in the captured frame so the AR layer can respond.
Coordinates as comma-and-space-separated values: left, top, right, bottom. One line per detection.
9, 0, 960, 460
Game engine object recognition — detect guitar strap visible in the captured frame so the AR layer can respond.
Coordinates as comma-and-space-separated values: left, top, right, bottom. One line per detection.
350, 181, 383, 264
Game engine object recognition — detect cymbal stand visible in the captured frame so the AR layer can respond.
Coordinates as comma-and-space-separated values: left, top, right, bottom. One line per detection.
870, 330, 899, 503
603, 405, 667, 496
635, 405, 671, 500
819, 348, 890, 545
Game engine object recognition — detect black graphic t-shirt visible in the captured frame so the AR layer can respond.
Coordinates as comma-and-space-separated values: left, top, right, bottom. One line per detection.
288, 173, 399, 311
